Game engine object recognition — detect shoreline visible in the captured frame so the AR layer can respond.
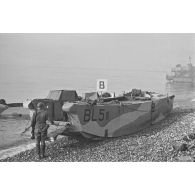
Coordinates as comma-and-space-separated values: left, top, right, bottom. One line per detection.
1, 108, 195, 162
0, 142, 36, 160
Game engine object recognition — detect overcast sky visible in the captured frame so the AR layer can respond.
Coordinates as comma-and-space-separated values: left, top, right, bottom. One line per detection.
1, 34, 194, 70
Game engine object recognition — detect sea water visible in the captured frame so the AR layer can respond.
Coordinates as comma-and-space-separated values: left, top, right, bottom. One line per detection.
0, 118, 32, 149
0, 66, 168, 103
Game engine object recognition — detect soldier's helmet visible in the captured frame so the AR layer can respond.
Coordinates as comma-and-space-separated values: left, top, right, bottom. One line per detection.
28, 102, 35, 109
37, 102, 45, 110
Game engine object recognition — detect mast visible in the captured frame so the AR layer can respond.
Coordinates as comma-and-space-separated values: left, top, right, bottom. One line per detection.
189, 56, 195, 85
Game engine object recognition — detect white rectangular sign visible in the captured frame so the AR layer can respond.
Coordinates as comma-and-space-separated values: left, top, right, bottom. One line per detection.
97, 79, 108, 92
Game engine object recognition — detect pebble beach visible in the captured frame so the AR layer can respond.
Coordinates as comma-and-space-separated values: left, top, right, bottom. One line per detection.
1, 108, 195, 162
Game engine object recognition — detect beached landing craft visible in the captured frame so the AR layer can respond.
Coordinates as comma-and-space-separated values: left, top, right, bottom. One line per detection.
59, 91, 175, 139
24, 89, 174, 139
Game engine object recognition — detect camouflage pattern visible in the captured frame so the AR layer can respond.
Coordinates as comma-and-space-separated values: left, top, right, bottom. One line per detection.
62, 95, 175, 138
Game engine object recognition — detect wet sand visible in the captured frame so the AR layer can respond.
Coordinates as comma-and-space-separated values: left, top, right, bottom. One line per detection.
1, 108, 195, 162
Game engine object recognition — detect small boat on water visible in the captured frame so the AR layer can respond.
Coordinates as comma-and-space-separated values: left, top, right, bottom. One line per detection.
60, 91, 175, 139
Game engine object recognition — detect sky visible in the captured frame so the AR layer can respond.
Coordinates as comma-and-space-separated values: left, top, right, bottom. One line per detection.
0, 33, 194, 102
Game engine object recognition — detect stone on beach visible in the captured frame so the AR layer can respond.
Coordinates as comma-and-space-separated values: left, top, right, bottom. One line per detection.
177, 156, 194, 162
172, 143, 189, 152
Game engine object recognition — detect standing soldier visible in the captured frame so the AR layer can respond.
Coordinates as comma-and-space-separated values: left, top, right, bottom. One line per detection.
31, 102, 50, 159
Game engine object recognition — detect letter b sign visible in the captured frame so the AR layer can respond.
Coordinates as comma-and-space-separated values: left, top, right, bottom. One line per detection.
99, 81, 105, 89
97, 79, 107, 92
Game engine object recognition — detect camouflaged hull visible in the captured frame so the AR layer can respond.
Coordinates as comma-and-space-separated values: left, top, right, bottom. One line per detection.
62, 95, 175, 138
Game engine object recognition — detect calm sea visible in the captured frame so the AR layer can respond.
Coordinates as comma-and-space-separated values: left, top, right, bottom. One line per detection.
0, 67, 174, 103
1, 67, 195, 104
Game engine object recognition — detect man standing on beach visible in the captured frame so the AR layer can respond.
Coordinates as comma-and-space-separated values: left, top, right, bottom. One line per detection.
31, 102, 49, 159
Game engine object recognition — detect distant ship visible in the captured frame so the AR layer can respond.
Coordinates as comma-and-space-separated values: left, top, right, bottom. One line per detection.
166, 57, 195, 84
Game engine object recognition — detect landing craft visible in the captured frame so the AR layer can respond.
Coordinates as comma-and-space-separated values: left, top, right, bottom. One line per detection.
25, 89, 174, 139
60, 91, 175, 139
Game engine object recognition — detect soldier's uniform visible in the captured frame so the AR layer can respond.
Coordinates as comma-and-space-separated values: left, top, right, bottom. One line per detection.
31, 103, 49, 159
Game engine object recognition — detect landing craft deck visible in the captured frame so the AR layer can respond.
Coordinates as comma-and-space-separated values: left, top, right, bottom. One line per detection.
62, 95, 175, 138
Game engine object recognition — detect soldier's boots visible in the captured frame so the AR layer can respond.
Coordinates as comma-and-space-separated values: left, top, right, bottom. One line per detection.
41, 143, 48, 158
36, 142, 48, 159
36, 143, 41, 159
